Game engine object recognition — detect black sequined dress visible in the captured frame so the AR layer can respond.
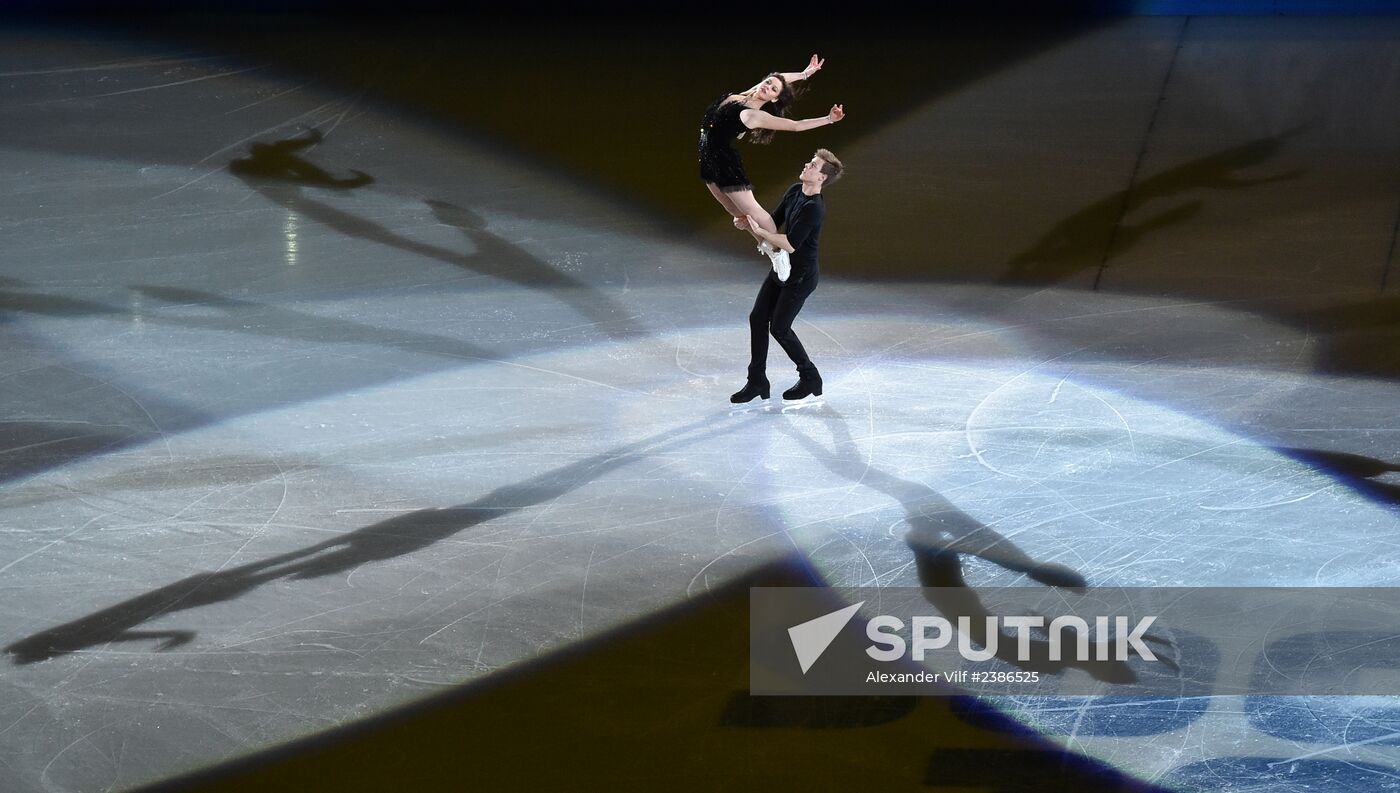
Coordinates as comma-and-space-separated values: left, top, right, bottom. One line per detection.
698, 93, 753, 193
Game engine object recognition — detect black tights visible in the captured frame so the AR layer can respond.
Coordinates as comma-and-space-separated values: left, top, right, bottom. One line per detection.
747, 270, 818, 380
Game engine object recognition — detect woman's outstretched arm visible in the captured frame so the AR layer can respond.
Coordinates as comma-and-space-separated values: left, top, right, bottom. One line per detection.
777, 54, 825, 85
741, 104, 844, 134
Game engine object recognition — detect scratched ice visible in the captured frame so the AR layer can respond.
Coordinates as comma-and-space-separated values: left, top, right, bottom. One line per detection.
768, 320, 1400, 791
4, 19, 1400, 793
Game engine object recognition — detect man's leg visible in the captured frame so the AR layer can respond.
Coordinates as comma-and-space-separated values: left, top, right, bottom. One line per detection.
731, 274, 782, 403
769, 279, 822, 398
748, 273, 783, 379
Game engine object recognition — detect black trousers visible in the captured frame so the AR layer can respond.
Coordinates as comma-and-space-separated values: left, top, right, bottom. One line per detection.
747, 268, 819, 380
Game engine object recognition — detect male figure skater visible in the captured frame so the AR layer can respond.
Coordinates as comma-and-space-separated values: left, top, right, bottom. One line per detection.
730, 149, 843, 404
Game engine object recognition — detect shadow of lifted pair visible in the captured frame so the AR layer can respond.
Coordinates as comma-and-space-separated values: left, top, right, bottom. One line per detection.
777, 405, 1177, 685
226, 128, 646, 342
227, 128, 373, 188
4, 406, 1172, 687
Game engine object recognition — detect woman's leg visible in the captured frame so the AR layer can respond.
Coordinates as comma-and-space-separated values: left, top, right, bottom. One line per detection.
705, 183, 744, 220
726, 188, 787, 279
723, 189, 776, 233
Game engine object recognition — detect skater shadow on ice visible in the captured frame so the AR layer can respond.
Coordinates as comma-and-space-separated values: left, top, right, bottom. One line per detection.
131, 284, 500, 363
424, 199, 644, 342
0, 286, 129, 322
227, 133, 644, 342
780, 407, 1170, 684
1000, 131, 1305, 287
1278, 446, 1400, 508
4, 413, 754, 665
227, 128, 373, 189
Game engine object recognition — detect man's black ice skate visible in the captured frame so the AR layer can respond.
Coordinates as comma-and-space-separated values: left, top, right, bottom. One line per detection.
782, 372, 823, 401
730, 378, 771, 403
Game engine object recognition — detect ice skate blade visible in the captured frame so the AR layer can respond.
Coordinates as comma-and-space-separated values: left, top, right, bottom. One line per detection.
729, 400, 776, 414
779, 396, 826, 412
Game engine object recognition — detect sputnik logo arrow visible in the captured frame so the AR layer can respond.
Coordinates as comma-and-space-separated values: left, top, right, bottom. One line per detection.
787, 601, 865, 674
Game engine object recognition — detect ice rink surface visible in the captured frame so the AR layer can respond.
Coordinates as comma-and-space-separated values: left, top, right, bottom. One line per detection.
2, 13, 1399, 792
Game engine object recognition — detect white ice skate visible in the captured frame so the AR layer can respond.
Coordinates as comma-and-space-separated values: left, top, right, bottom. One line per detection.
758, 240, 790, 283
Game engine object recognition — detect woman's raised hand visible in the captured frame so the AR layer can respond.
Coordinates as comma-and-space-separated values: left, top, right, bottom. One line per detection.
804, 54, 825, 77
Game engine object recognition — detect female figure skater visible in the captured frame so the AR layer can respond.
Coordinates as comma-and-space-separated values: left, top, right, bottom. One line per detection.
699, 55, 844, 279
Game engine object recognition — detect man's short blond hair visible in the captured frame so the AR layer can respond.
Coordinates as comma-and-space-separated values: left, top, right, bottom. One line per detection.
815, 148, 844, 186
